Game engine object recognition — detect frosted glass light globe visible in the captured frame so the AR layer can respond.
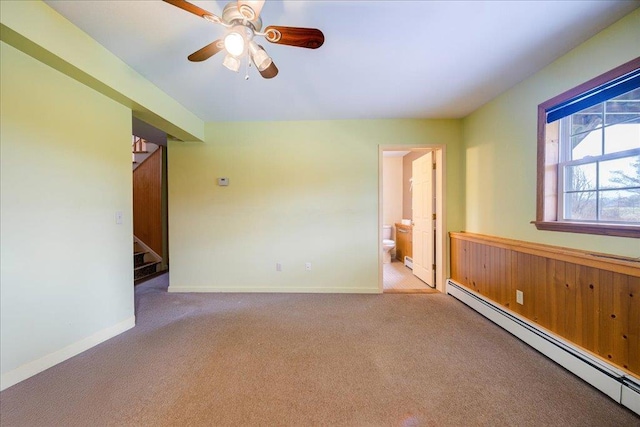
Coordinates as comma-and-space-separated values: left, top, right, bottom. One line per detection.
224, 32, 245, 57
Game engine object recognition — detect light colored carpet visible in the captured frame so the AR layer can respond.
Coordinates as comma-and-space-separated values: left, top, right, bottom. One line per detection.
383, 260, 434, 292
0, 273, 638, 426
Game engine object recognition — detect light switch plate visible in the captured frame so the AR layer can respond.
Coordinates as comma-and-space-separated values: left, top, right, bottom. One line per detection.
217, 177, 229, 186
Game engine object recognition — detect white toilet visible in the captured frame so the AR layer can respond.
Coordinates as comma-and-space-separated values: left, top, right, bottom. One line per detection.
382, 225, 396, 264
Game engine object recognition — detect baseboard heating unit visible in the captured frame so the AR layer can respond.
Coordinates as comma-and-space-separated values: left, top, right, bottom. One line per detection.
446, 279, 640, 416
404, 256, 413, 269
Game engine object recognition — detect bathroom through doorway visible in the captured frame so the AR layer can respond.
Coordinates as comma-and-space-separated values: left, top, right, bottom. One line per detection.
379, 146, 445, 293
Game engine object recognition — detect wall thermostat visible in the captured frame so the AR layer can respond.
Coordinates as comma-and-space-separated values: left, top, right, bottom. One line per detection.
217, 177, 229, 186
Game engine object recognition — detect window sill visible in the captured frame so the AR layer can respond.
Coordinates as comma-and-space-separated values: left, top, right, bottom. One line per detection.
532, 221, 640, 238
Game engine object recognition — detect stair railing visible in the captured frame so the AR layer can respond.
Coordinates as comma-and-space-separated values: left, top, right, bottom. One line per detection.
132, 136, 147, 153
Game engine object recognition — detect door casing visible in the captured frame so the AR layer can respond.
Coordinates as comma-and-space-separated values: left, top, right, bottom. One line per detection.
378, 145, 446, 293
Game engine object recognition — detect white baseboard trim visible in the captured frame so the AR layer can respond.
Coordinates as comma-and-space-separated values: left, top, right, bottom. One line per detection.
446, 279, 639, 416
1, 316, 135, 391
168, 286, 380, 294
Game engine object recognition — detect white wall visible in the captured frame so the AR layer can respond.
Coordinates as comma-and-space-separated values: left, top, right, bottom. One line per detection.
0, 42, 135, 389
383, 156, 403, 234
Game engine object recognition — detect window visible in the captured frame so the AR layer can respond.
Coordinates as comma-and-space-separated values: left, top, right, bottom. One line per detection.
535, 57, 640, 238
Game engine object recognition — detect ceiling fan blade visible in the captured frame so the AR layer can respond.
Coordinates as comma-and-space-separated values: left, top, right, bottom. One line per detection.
188, 40, 224, 62
264, 26, 324, 49
237, 0, 265, 20
163, 0, 219, 21
259, 61, 278, 79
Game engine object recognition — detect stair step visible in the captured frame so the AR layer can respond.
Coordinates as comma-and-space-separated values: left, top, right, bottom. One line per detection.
132, 150, 149, 154
134, 261, 159, 271
133, 251, 148, 267
134, 261, 160, 280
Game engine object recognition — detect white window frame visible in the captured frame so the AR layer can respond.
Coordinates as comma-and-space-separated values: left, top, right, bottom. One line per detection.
557, 121, 640, 224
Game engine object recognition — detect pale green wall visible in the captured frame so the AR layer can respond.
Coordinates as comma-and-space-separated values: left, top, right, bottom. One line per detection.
0, 42, 134, 386
463, 9, 640, 258
168, 120, 463, 292
0, 0, 204, 141
2, 0, 635, 393
0, 0, 205, 390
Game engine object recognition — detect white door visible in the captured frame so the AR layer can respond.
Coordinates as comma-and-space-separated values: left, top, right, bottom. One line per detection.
412, 152, 434, 286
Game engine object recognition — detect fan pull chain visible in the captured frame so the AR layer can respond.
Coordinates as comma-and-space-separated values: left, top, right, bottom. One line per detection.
244, 58, 251, 80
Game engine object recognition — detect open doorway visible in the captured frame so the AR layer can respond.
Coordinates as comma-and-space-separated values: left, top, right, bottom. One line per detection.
379, 146, 446, 293
132, 117, 169, 285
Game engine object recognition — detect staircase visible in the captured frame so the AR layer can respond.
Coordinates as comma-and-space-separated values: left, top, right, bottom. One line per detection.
132, 134, 166, 284
132, 136, 159, 170
132, 133, 166, 284
134, 241, 161, 283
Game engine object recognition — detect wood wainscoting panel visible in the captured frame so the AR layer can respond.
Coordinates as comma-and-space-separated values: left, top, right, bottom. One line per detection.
575, 265, 599, 352
450, 232, 640, 379
564, 262, 578, 344
629, 276, 640, 373
595, 268, 611, 358
546, 258, 566, 338
491, 245, 512, 308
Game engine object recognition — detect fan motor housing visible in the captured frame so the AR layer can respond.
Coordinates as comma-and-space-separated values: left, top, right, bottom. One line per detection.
222, 2, 262, 31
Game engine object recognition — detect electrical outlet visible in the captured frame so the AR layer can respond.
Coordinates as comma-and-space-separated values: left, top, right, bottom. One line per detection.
516, 290, 524, 305
276, 263, 282, 272
305, 262, 312, 271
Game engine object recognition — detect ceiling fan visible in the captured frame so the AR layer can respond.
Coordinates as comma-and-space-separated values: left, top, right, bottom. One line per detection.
163, 0, 325, 79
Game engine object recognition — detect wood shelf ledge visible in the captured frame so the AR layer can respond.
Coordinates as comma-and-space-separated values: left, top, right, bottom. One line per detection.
450, 231, 640, 277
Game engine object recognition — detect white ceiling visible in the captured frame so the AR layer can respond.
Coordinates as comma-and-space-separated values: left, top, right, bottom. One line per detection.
44, 1, 639, 123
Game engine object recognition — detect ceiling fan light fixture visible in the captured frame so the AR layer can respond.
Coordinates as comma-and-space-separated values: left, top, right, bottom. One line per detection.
223, 31, 245, 57
163, 0, 324, 80
248, 41, 272, 71
222, 54, 241, 72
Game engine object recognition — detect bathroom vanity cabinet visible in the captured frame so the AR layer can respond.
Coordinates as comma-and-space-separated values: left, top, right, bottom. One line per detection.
394, 223, 412, 262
